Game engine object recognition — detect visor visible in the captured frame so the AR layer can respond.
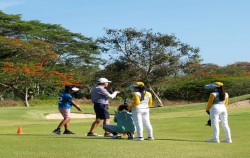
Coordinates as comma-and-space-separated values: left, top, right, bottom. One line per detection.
204, 83, 219, 89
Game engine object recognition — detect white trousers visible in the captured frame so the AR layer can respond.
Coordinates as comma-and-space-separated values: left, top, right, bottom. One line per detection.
132, 108, 153, 138
210, 104, 232, 141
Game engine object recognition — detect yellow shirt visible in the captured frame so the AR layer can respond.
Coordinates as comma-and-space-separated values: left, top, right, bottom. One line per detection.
128, 91, 152, 110
206, 92, 229, 111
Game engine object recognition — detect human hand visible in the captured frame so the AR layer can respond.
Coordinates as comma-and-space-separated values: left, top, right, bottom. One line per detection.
115, 91, 120, 94
77, 106, 83, 113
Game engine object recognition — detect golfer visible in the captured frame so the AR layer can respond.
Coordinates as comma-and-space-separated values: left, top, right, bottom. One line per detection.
205, 82, 232, 143
52, 85, 82, 135
87, 78, 120, 137
128, 82, 154, 141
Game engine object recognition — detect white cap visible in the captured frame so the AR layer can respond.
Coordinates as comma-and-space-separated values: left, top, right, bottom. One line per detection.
97, 78, 111, 83
72, 87, 79, 91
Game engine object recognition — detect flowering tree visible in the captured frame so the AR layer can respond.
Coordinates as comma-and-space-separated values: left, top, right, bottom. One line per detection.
0, 11, 99, 106
0, 37, 82, 106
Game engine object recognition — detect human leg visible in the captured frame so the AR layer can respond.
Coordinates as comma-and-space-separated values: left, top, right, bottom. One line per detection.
99, 104, 112, 136
208, 108, 220, 142
88, 118, 102, 134
53, 118, 71, 135
53, 108, 71, 135
132, 109, 143, 138
220, 110, 232, 143
127, 132, 134, 140
142, 109, 154, 139
103, 118, 113, 136
87, 103, 108, 136
103, 124, 116, 134
58, 117, 70, 129
103, 125, 121, 138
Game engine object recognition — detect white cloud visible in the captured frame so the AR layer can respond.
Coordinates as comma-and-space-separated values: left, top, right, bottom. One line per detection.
0, 1, 25, 10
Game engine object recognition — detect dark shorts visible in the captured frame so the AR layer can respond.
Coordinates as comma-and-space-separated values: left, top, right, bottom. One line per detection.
94, 103, 110, 119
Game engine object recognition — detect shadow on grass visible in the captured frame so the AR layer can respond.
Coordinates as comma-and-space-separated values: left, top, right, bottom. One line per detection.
155, 138, 204, 142
0, 134, 204, 142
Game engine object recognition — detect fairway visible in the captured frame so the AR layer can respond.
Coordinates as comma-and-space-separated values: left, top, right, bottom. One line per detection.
0, 102, 250, 158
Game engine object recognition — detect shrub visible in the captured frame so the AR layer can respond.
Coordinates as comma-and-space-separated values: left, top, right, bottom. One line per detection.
163, 76, 250, 101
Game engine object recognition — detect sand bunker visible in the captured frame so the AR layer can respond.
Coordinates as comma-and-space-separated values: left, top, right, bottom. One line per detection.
46, 100, 249, 119
229, 100, 250, 108
46, 113, 96, 119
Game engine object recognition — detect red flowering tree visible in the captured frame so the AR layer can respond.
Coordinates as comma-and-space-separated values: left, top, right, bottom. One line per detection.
0, 37, 81, 107
0, 11, 99, 106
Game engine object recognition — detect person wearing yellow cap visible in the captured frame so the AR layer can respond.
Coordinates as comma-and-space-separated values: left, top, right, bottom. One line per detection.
128, 82, 154, 141
204, 82, 232, 143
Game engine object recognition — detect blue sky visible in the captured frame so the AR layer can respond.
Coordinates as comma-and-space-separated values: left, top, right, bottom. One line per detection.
1, 0, 249, 66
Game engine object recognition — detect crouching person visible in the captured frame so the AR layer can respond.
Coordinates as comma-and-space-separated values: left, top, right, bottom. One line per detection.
103, 104, 135, 139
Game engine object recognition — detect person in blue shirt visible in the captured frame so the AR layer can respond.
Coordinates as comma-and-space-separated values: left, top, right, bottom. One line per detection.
52, 85, 82, 135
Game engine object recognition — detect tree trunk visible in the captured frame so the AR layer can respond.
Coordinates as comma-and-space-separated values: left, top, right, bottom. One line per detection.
0, 93, 4, 101
148, 86, 163, 107
24, 87, 30, 107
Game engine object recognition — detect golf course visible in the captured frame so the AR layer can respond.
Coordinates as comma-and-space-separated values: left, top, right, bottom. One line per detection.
1, 95, 250, 158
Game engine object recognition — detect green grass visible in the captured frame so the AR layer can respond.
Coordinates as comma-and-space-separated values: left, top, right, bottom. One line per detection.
0, 97, 250, 158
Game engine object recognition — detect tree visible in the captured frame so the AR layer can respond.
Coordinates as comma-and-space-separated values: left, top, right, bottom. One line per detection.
0, 11, 100, 106
0, 37, 82, 106
96, 28, 201, 106
0, 11, 100, 68
96, 28, 201, 84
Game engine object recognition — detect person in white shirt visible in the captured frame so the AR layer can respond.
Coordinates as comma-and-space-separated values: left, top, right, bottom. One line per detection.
205, 82, 232, 143
128, 82, 154, 141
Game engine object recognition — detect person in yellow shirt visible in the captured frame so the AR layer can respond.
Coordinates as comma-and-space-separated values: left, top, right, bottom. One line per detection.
205, 82, 232, 143
128, 82, 154, 141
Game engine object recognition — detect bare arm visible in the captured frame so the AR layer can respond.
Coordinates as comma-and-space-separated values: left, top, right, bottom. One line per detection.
71, 100, 83, 112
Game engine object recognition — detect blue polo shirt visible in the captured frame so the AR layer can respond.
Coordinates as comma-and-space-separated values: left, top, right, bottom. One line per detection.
58, 92, 73, 109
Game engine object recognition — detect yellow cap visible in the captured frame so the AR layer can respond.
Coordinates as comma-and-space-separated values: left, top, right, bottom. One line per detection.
135, 82, 144, 87
214, 82, 223, 87
129, 82, 145, 89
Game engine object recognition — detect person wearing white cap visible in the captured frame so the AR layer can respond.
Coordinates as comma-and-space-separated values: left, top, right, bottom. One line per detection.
205, 82, 232, 143
128, 82, 154, 141
52, 85, 82, 135
87, 78, 120, 137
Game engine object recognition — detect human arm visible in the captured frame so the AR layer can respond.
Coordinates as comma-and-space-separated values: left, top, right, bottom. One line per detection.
98, 87, 120, 99
71, 100, 83, 112
108, 91, 120, 99
128, 93, 140, 110
225, 93, 229, 106
148, 93, 153, 107
206, 93, 215, 112
114, 114, 117, 122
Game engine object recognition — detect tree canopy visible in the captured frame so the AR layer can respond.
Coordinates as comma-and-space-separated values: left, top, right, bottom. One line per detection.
0, 11, 100, 106
96, 28, 201, 87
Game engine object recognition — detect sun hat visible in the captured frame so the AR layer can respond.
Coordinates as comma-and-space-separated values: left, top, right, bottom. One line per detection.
65, 86, 79, 92
129, 82, 145, 89
97, 78, 111, 83
71, 87, 79, 91
204, 82, 223, 89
